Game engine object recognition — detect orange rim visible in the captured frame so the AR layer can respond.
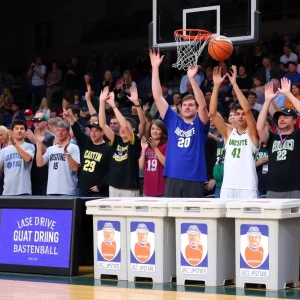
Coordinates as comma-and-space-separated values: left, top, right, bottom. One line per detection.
174, 29, 212, 41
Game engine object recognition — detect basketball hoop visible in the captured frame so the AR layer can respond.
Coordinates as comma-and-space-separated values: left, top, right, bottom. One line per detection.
172, 29, 212, 71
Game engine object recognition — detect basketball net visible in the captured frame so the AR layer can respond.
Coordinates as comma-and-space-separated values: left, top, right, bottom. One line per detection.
172, 29, 212, 71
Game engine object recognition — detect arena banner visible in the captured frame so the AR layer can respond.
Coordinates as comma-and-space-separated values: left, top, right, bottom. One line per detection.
130, 221, 155, 272
180, 223, 208, 276
97, 220, 121, 270
0, 208, 72, 267
240, 224, 269, 279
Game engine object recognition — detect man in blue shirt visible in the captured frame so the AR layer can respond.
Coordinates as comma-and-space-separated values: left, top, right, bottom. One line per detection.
284, 62, 300, 85
149, 49, 209, 197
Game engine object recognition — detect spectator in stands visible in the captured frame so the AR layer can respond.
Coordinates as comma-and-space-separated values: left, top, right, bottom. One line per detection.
261, 56, 280, 83
181, 82, 194, 98
35, 120, 80, 196
50, 109, 58, 118
4, 101, 26, 128
99, 87, 141, 197
65, 106, 112, 197
26, 112, 55, 195
139, 120, 168, 197
0, 87, 13, 116
247, 91, 262, 112
247, 45, 264, 74
172, 93, 182, 112
284, 61, 300, 85
257, 79, 300, 198
46, 62, 62, 106
47, 117, 63, 135
272, 78, 286, 108
200, 67, 214, 94
100, 70, 115, 92
255, 116, 274, 197
24, 109, 34, 129
0, 120, 35, 195
0, 126, 10, 194
150, 83, 173, 118
285, 83, 300, 109
180, 72, 202, 94
210, 66, 259, 199
62, 96, 73, 109
236, 65, 253, 95
38, 97, 51, 119
280, 45, 298, 64
116, 70, 137, 107
150, 50, 209, 198
250, 75, 265, 104
66, 58, 81, 96
27, 57, 46, 110
73, 90, 81, 107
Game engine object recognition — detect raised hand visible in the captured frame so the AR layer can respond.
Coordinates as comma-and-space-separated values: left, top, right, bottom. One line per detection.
212, 67, 227, 86
278, 78, 291, 96
226, 65, 237, 85
187, 65, 199, 79
147, 137, 157, 149
62, 135, 71, 153
149, 49, 164, 68
106, 92, 116, 108
8, 130, 15, 145
127, 87, 139, 106
141, 137, 148, 151
63, 108, 76, 125
99, 86, 109, 102
26, 129, 36, 144
34, 128, 45, 144
264, 82, 278, 103
85, 85, 92, 102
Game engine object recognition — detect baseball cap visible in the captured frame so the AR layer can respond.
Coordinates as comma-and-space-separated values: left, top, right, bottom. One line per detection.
88, 120, 102, 130
24, 109, 33, 115
273, 108, 297, 122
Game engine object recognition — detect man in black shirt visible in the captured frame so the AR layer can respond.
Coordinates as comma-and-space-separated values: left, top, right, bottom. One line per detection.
64, 109, 112, 197
257, 78, 300, 198
99, 86, 141, 197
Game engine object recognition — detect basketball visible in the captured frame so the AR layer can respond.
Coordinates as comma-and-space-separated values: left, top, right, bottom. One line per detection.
208, 35, 233, 61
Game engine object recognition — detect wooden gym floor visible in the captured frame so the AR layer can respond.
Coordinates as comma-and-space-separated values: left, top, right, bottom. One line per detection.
0, 266, 300, 300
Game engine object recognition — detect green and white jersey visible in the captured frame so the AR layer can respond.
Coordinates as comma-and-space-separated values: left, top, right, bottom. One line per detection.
222, 128, 258, 192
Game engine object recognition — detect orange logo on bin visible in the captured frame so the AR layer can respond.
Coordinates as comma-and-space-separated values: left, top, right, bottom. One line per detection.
185, 225, 203, 266
245, 226, 264, 268
101, 222, 116, 261
134, 223, 151, 263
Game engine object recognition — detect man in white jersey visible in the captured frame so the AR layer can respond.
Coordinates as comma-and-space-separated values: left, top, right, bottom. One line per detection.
35, 121, 80, 196
0, 120, 35, 195
209, 66, 259, 198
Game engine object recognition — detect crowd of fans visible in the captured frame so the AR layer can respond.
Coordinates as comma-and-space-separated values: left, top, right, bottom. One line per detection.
0, 32, 300, 198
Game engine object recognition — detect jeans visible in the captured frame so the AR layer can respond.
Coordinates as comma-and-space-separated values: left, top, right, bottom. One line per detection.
215, 187, 221, 198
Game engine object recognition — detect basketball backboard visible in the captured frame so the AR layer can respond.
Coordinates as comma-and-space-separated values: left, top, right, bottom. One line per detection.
149, 0, 260, 49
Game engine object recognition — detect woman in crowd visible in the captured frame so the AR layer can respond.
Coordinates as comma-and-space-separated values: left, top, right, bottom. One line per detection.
100, 70, 115, 92
38, 97, 51, 119
116, 70, 137, 107
139, 120, 168, 197
0, 87, 13, 117
285, 83, 300, 109
250, 75, 265, 105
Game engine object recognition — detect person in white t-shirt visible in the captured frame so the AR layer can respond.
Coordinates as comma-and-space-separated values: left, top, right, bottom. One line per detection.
0, 120, 35, 195
35, 121, 80, 196
280, 45, 298, 64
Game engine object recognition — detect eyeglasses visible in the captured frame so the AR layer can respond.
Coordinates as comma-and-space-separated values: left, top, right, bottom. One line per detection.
32, 118, 46, 123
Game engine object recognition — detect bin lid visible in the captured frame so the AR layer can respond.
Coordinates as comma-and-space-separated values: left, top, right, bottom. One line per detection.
226, 198, 300, 219
86, 197, 176, 217
168, 198, 239, 218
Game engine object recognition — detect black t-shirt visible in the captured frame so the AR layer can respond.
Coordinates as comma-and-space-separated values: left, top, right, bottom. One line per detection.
107, 134, 141, 190
256, 144, 268, 193
266, 130, 300, 192
236, 76, 253, 92
72, 122, 113, 195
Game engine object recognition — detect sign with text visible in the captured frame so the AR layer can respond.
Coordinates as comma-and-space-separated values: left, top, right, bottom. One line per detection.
240, 224, 269, 278
0, 208, 73, 268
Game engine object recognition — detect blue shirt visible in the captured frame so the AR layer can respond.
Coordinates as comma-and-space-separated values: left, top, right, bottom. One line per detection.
284, 72, 300, 85
162, 107, 209, 182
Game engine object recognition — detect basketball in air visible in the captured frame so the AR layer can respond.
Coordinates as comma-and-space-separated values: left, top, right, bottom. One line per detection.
208, 35, 233, 61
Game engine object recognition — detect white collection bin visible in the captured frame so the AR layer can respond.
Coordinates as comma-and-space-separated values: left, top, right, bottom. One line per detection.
124, 198, 176, 283
86, 197, 136, 281
226, 198, 300, 290
168, 198, 236, 286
